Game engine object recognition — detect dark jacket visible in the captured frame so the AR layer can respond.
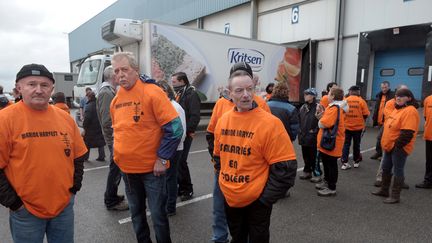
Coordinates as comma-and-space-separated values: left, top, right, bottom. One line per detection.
298, 101, 319, 146
96, 83, 115, 147
267, 98, 299, 141
372, 90, 395, 126
83, 99, 106, 148
176, 85, 201, 134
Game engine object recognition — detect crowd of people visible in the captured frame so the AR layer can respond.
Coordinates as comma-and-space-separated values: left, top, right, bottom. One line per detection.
0, 55, 430, 243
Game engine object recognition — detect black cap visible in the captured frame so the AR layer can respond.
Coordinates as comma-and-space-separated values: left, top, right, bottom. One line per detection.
348, 85, 360, 91
16, 64, 55, 83
230, 62, 253, 78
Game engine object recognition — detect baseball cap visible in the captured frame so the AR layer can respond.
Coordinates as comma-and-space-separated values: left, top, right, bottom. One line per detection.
16, 64, 55, 83
304, 88, 317, 97
229, 62, 253, 78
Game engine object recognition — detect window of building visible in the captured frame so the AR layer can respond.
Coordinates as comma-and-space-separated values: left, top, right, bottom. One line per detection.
380, 69, 395, 77
407, 67, 424, 76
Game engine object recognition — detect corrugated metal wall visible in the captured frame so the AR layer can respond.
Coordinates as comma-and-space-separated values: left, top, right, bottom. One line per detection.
69, 0, 250, 62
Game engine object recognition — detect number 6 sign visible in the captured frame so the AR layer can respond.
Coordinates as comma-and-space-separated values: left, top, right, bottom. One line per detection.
291, 6, 299, 24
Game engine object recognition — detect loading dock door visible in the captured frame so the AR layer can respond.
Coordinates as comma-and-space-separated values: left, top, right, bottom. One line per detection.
372, 48, 424, 99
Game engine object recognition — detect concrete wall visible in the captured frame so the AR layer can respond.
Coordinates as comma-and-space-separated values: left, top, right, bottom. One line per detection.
257, 0, 336, 43
344, 0, 432, 36
203, 3, 251, 38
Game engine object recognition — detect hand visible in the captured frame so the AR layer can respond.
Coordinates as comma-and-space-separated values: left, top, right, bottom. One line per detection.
153, 158, 167, 176
81, 130, 86, 137
188, 132, 195, 138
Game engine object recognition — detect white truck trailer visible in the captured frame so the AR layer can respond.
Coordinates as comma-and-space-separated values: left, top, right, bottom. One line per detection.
74, 18, 305, 109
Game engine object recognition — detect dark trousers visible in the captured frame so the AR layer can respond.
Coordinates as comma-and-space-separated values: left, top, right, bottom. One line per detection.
321, 152, 338, 190
166, 150, 182, 214
375, 126, 383, 155
104, 145, 124, 208
224, 200, 272, 243
301, 145, 317, 173
83, 146, 106, 161
177, 135, 193, 194
341, 129, 363, 163
424, 140, 432, 183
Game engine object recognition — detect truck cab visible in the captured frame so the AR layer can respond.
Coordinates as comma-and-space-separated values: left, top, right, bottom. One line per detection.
74, 54, 112, 105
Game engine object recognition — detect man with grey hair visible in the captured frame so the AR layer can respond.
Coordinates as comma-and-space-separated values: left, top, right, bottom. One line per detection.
110, 52, 183, 242
96, 65, 128, 211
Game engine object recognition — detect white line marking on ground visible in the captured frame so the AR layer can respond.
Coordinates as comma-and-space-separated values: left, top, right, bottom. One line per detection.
189, 149, 208, 154
84, 165, 109, 172
118, 194, 214, 224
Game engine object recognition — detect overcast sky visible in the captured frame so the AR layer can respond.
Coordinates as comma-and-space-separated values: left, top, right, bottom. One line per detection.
0, 0, 117, 92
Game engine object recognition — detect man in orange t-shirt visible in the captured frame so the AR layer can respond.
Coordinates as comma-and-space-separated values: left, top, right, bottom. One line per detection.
213, 69, 297, 243
0, 64, 87, 242
416, 93, 432, 188
110, 52, 183, 243
206, 62, 272, 243
371, 81, 395, 160
52, 91, 70, 114
373, 88, 419, 203
340, 86, 370, 169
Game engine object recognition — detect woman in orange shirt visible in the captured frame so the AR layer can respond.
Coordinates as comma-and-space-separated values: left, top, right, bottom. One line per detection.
315, 87, 347, 196
372, 88, 419, 203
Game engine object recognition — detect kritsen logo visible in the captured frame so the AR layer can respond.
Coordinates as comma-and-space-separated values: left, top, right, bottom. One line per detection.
228, 48, 265, 71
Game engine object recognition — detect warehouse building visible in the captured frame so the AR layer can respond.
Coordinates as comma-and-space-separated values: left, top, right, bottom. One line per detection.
69, 0, 432, 100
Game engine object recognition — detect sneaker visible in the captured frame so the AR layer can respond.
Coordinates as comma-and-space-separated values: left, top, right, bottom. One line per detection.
310, 176, 322, 183
370, 153, 382, 160
299, 172, 312, 180
107, 200, 129, 211
180, 191, 193, 201
167, 211, 176, 217
353, 163, 360, 168
96, 157, 105, 162
317, 188, 337, 197
315, 181, 328, 190
341, 163, 352, 170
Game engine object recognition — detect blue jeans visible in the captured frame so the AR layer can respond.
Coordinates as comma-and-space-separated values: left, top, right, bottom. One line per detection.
341, 130, 363, 163
382, 148, 408, 177
105, 145, 124, 208
9, 195, 75, 243
123, 172, 171, 243
166, 150, 182, 214
212, 173, 229, 243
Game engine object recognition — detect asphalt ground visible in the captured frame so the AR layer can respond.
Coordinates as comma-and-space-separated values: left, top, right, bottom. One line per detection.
1, 124, 432, 242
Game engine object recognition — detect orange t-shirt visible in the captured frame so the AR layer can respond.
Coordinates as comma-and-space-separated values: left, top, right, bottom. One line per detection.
0, 102, 87, 218
207, 96, 270, 133
424, 95, 432, 140
381, 106, 419, 155
110, 80, 179, 173
254, 94, 271, 112
214, 108, 296, 207
344, 95, 370, 131
53, 103, 70, 114
383, 98, 396, 121
320, 95, 330, 108
377, 94, 386, 125
317, 105, 345, 157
